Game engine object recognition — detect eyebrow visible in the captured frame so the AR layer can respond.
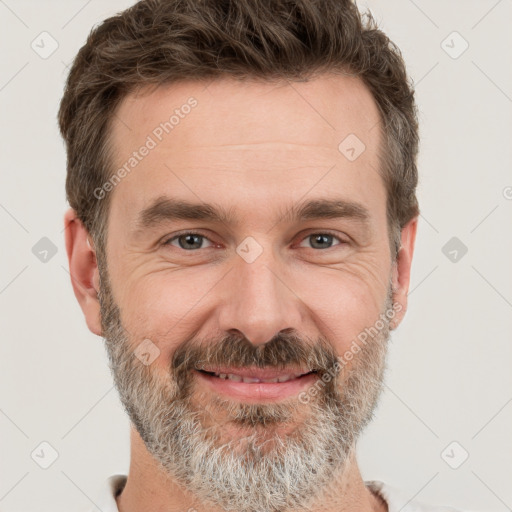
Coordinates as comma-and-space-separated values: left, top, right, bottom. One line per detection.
134, 196, 372, 233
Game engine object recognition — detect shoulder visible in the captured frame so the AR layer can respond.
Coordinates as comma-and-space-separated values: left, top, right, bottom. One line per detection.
84, 474, 127, 512
365, 480, 469, 512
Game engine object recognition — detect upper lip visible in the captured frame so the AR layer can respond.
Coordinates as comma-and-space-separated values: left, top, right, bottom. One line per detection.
196, 366, 315, 380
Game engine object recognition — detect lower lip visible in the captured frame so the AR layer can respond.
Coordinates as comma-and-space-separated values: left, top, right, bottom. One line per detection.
195, 370, 319, 402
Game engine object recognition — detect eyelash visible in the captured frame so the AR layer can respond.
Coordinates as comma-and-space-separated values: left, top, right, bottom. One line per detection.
162, 230, 348, 251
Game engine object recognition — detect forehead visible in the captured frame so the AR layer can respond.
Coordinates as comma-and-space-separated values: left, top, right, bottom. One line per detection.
111, 74, 381, 153
107, 74, 384, 231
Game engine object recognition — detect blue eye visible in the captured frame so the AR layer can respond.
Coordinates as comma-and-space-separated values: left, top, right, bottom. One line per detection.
162, 231, 346, 252
163, 232, 214, 251
298, 232, 345, 250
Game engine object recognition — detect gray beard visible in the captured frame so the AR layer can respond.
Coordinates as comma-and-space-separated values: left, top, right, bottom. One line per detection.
98, 263, 391, 512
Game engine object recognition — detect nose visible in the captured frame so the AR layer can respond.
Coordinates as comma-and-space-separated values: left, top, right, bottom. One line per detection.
217, 248, 304, 347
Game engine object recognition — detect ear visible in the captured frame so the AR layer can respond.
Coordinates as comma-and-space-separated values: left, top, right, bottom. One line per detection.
390, 216, 418, 329
64, 208, 102, 336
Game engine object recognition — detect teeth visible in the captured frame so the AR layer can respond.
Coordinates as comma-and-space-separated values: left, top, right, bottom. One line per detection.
214, 373, 296, 383
241, 376, 260, 383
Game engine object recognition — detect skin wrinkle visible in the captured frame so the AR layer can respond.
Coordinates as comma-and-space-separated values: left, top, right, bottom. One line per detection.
65, 75, 418, 512
97, 250, 395, 512
105, 80, 388, 512
99, 276, 393, 511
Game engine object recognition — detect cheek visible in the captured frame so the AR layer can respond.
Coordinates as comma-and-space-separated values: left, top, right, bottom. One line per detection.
118, 269, 222, 361
293, 263, 388, 351
115, 248, 390, 365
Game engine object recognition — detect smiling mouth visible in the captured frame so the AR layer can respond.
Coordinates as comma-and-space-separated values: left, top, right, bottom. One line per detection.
193, 366, 320, 404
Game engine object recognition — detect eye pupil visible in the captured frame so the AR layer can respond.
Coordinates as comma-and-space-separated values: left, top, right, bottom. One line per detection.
179, 234, 202, 250
310, 234, 333, 249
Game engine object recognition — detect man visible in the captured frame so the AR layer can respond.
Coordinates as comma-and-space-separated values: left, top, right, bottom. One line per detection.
59, 0, 463, 511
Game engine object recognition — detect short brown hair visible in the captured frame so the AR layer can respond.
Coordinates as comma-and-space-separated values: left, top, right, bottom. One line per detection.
58, 0, 419, 260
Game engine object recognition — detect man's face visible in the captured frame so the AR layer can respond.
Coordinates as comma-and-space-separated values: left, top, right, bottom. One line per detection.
88, 74, 410, 511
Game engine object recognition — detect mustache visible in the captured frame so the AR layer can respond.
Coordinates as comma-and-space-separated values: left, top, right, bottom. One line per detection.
170, 330, 340, 394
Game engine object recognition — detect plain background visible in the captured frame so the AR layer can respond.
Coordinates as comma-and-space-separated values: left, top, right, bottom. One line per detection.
1, 1, 511, 511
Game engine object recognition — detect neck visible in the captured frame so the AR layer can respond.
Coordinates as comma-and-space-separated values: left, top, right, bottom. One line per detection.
116, 426, 388, 512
